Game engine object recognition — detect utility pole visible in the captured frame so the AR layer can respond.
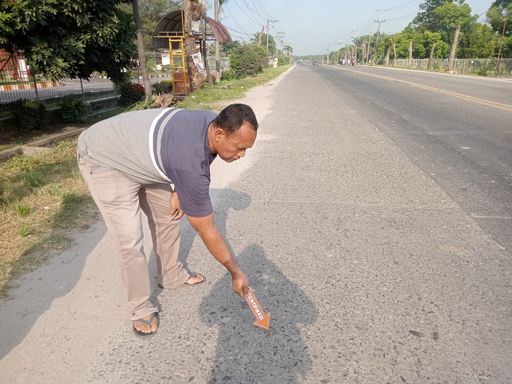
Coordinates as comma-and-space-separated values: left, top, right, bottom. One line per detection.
373, 9, 386, 64
266, 18, 279, 64
214, 0, 221, 77
275, 31, 286, 56
374, 9, 386, 38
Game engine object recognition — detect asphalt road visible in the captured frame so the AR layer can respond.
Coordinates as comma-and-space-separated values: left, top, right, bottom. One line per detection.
309, 63, 512, 253
1, 65, 511, 383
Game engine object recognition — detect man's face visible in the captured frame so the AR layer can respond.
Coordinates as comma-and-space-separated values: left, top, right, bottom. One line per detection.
214, 122, 257, 162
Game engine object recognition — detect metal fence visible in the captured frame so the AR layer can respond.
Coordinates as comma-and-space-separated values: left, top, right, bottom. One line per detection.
388, 58, 512, 78
0, 51, 230, 112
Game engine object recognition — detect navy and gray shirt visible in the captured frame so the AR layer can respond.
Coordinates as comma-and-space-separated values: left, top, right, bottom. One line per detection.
77, 108, 217, 217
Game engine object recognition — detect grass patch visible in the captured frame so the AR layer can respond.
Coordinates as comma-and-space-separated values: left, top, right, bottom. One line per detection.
178, 65, 291, 109
0, 138, 97, 298
14, 202, 31, 217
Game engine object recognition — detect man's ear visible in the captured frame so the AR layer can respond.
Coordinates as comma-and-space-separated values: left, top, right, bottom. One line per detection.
214, 127, 227, 139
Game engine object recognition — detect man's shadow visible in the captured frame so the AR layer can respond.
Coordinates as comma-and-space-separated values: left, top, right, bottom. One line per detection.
176, 188, 251, 269
200, 244, 317, 384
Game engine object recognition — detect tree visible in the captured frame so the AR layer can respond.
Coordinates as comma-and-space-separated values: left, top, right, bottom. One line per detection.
487, 1, 512, 60
228, 44, 266, 78
422, 30, 449, 58
132, 0, 151, 97
394, 27, 426, 59
251, 32, 276, 56
432, 1, 474, 70
458, 23, 495, 58
414, 0, 453, 31
0, 0, 135, 84
282, 45, 293, 56
183, 0, 206, 90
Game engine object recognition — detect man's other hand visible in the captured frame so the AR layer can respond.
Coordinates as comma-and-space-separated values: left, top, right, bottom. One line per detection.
170, 191, 184, 221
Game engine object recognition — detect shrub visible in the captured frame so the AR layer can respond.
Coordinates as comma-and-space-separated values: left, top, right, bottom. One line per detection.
278, 56, 291, 66
59, 96, 87, 123
229, 44, 266, 79
221, 68, 236, 81
11, 99, 47, 131
152, 80, 173, 95
119, 83, 145, 105
477, 67, 488, 77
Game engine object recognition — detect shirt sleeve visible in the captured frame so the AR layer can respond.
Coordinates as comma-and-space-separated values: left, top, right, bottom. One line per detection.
173, 169, 213, 217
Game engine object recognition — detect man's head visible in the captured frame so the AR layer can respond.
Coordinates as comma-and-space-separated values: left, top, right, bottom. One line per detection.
209, 104, 258, 162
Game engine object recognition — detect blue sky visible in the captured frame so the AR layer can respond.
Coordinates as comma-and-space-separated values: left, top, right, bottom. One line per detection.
208, 0, 495, 55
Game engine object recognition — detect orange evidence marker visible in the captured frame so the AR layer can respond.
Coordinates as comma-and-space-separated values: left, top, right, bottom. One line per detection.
244, 287, 271, 330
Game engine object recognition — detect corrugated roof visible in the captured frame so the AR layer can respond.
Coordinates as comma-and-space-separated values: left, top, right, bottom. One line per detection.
152, 10, 232, 49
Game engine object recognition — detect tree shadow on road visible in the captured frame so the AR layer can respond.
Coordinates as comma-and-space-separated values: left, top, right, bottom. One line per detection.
200, 244, 317, 384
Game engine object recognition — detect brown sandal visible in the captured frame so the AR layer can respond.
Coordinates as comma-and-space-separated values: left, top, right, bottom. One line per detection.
132, 312, 159, 336
185, 273, 206, 286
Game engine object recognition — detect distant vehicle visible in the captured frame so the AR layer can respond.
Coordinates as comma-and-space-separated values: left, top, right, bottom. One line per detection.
312, 61, 318, 66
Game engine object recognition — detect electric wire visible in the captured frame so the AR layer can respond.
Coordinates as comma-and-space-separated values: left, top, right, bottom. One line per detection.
253, 0, 273, 19
241, 0, 267, 23
223, 6, 251, 36
229, 0, 264, 26
383, 0, 420, 12
225, 26, 252, 37
254, 0, 273, 19
385, 11, 418, 22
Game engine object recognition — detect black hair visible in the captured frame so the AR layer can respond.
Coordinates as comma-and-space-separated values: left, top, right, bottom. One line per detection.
211, 103, 258, 134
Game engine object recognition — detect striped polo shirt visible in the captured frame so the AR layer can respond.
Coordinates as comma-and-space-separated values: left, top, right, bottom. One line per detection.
77, 108, 217, 217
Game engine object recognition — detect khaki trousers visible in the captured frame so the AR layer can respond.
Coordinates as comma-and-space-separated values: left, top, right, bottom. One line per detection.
77, 152, 190, 320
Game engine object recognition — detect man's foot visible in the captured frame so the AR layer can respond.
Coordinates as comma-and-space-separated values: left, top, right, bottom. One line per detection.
132, 312, 159, 336
158, 273, 206, 289
185, 273, 206, 285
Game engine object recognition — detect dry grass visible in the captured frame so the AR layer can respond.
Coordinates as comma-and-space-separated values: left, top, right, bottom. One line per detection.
178, 65, 291, 110
0, 139, 97, 298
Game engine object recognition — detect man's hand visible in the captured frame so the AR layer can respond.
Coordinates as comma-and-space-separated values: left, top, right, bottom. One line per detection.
232, 270, 249, 297
187, 213, 249, 296
169, 191, 184, 221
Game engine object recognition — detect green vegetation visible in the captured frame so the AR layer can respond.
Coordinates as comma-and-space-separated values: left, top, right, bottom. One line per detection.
178, 65, 290, 110
228, 45, 267, 79
0, 1, 135, 84
119, 83, 146, 106
59, 97, 88, 123
305, 0, 511, 75
0, 139, 96, 298
11, 100, 47, 131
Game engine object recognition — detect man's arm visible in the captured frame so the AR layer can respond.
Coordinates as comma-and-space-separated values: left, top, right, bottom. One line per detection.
187, 213, 249, 296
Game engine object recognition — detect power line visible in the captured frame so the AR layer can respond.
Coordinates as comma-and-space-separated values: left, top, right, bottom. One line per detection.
229, 0, 263, 26
225, 26, 252, 37
241, 0, 267, 23
385, 11, 418, 22
253, 0, 273, 19
223, 7, 251, 35
383, 0, 419, 12
230, 33, 248, 42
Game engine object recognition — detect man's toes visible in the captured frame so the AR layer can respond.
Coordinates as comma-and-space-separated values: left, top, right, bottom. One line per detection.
133, 313, 159, 335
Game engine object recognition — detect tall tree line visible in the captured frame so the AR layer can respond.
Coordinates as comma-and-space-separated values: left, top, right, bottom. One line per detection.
345, 0, 511, 70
